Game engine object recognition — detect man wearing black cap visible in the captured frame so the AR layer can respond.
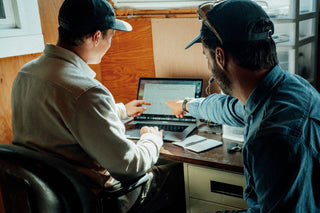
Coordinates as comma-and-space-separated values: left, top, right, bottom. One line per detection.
11, 0, 184, 212
167, 0, 320, 212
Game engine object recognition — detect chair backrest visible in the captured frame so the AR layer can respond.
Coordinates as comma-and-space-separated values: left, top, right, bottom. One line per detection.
0, 144, 98, 213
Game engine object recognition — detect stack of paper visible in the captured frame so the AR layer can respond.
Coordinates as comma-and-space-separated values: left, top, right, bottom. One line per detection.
172, 135, 222, 153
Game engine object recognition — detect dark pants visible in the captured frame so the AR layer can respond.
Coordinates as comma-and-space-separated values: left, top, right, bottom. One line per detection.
129, 159, 186, 213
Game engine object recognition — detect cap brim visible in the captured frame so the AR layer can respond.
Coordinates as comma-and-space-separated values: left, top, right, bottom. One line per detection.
185, 34, 201, 49
113, 19, 132, 31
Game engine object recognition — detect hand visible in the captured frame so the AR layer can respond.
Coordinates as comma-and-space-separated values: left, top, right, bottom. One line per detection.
140, 126, 164, 138
165, 99, 186, 118
125, 100, 151, 117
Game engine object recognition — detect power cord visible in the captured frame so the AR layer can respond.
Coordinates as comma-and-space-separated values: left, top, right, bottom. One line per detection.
200, 77, 222, 134
205, 76, 214, 96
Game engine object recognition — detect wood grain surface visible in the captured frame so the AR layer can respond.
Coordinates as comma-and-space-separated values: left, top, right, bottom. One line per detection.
100, 19, 155, 104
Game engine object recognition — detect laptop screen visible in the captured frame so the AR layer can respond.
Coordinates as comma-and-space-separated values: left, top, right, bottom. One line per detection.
135, 78, 203, 122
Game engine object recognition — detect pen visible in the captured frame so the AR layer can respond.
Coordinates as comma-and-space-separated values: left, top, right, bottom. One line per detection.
184, 139, 207, 147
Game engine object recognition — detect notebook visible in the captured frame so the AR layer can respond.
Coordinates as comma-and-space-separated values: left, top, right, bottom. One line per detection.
125, 77, 203, 142
172, 135, 222, 153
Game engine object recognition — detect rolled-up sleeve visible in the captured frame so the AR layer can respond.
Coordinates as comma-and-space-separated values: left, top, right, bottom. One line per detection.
188, 94, 245, 127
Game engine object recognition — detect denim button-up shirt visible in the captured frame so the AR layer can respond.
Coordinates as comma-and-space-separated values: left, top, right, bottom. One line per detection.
188, 65, 320, 212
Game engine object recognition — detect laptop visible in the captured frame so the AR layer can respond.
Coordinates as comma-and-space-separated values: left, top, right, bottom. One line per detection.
125, 77, 203, 142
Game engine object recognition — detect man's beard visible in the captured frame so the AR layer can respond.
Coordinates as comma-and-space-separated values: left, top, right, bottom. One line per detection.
211, 57, 232, 96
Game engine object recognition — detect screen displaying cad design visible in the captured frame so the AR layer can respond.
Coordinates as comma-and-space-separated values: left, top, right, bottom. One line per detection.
137, 78, 202, 116
143, 83, 195, 114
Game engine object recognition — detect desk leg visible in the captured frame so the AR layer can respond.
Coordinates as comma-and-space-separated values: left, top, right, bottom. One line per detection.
183, 163, 191, 213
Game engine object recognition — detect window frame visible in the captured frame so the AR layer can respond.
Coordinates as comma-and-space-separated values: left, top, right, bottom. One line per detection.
110, 0, 202, 18
112, 0, 206, 10
0, 0, 44, 58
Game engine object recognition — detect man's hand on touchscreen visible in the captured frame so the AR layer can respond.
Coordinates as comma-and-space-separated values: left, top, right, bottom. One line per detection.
165, 99, 186, 118
125, 100, 151, 117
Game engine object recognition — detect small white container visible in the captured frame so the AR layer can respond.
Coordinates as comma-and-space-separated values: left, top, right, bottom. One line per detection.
222, 125, 244, 142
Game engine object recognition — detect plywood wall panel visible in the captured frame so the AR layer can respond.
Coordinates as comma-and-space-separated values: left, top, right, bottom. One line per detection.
37, 0, 64, 45
151, 18, 220, 95
0, 53, 41, 145
100, 19, 155, 103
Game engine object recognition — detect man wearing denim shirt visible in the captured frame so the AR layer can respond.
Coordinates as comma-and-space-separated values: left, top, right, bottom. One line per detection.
166, 0, 320, 212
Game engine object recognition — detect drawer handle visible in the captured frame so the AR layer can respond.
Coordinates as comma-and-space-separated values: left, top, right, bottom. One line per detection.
210, 180, 243, 198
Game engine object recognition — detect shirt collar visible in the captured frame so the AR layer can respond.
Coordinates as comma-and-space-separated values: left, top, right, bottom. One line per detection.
43, 43, 96, 79
244, 65, 285, 116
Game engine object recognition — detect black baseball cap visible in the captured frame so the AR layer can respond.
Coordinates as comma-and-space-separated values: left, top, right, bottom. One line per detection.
185, 0, 274, 49
58, 0, 132, 33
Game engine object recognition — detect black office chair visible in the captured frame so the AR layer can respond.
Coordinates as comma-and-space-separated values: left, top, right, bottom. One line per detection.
0, 144, 149, 213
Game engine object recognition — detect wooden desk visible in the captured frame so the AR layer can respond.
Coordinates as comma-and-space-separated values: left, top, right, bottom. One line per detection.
160, 131, 243, 173
159, 131, 248, 213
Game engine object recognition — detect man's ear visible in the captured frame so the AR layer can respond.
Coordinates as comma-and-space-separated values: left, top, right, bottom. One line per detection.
92, 30, 101, 45
215, 47, 226, 68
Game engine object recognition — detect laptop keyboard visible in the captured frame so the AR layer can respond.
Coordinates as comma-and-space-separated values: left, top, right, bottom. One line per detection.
135, 123, 188, 132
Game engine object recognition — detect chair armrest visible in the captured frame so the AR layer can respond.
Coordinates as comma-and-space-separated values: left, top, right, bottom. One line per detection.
99, 173, 149, 198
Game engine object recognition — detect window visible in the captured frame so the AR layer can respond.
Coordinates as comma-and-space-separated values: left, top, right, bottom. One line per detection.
0, 0, 44, 58
112, 0, 207, 10
0, 0, 16, 29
